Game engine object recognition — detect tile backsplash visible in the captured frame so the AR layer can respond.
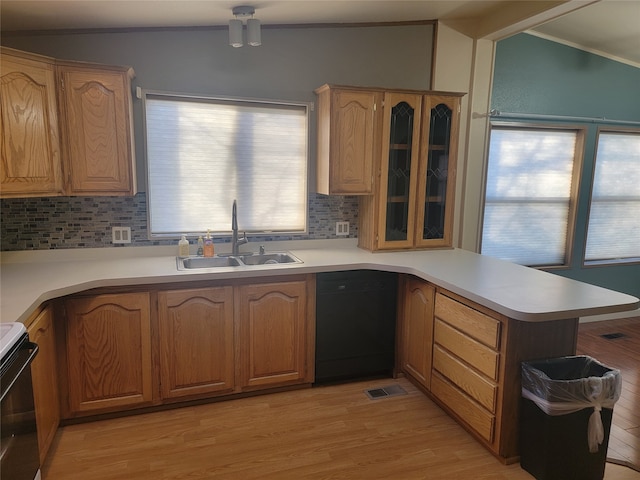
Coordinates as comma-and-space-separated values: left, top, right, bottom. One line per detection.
0, 193, 359, 251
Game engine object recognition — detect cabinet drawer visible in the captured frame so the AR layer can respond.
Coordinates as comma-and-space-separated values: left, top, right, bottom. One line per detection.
434, 319, 499, 380
435, 293, 500, 349
431, 373, 495, 442
433, 345, 497, 412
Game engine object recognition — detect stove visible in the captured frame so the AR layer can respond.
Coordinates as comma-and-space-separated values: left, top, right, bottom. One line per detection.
1, 322, 27, 359
1, 322, 41, 480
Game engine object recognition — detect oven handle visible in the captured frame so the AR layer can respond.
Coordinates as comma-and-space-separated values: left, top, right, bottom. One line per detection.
0, 342, 39, 402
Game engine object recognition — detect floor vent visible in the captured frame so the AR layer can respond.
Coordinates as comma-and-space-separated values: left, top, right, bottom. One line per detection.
601, 332, 627, 340
365, 384, 407, 400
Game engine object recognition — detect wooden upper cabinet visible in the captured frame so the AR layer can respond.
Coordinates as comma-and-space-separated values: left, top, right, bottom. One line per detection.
57, 63, 136, 195
158, 287, 235, 400
0, 48, 63, 197
0, 47, 136, 198
63, 292, 153, 416
315, 85, 381, 195
358, 88, 464, 251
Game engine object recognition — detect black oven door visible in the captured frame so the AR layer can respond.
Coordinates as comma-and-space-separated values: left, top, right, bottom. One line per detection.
1, 334, 40, 480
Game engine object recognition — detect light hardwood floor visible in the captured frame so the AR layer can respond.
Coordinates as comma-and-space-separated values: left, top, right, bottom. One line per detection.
577, 317, 640, 470
43, 373, 639, 479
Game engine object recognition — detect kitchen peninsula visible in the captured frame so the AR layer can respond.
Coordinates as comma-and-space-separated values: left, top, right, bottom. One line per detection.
1, 239, 638, 464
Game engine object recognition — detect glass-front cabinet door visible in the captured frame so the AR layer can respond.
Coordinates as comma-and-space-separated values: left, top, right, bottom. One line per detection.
377, 93, 422, 250
415, 95, 460, 248
356, 88, 463, 252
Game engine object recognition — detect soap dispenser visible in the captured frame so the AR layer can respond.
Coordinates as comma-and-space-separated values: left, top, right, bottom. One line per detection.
196, 236, 204, 256
203, 230, 214, 257
178, 235, 190, 258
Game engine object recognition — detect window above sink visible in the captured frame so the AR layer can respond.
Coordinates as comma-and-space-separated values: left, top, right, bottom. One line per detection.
143, 90, 310, 239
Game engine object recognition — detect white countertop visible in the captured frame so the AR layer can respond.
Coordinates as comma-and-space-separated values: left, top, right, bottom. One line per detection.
1, 239, 638, 324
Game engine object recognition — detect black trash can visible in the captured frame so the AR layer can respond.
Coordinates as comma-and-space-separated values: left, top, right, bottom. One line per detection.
520, 355, 621, 480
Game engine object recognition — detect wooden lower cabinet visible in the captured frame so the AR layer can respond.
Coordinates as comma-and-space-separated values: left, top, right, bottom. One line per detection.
59, 276, 315, 418
238, 278, 314, 389
431, 292, 503, 446
399, 277, 579, 463
62, 292, 154, 416
398, 276, 435, 389
158, 286, 235, 399
27, 304, 60, 464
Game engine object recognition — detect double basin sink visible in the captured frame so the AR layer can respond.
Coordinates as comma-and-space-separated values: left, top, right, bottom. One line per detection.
177, 252, 302, 270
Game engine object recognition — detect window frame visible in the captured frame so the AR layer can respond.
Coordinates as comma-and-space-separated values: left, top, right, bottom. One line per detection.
141, 89, 311, 239
480, 122, 586, 268
583, 126, 640, 267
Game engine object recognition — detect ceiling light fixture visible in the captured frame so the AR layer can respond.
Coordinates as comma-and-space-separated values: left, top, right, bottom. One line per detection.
229, 6, 261, 48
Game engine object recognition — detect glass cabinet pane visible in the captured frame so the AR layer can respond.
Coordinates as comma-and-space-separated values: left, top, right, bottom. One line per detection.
384, 102, 414, 241
422, 103, 452, 240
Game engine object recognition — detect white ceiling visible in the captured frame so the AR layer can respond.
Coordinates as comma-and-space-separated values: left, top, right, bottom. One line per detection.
1, 0, 639, 66
530, 0, 640, 66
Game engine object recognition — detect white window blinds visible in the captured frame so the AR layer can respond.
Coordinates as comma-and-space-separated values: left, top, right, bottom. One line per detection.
585, 130, 640, 263
144, 93, 308, 237
481, 126, 580, 266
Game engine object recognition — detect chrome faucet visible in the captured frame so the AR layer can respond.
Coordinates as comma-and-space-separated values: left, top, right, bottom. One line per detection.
231, 199, 248, 256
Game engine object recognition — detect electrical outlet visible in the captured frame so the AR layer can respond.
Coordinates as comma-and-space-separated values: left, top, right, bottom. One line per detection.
336, 221, 349, 236
112, 227, 132, 244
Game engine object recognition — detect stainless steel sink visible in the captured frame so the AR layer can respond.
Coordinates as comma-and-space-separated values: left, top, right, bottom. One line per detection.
177, 256, 242, 270
177, 251, 302, 270
236, 252, 302, 265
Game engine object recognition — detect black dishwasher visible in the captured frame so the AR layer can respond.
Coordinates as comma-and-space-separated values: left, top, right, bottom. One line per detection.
315, 270, 398, 384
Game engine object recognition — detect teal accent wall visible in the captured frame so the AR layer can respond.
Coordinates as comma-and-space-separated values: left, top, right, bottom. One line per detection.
491, 33, 640, 298
493, 34, 640, 121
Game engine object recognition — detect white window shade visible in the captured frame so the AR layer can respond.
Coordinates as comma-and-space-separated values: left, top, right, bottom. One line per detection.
144, 94, 308, 236
585, 131, 640, 263
481, 127, 579, 266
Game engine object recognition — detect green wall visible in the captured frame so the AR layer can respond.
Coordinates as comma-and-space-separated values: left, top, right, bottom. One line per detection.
491, 33, 640, 298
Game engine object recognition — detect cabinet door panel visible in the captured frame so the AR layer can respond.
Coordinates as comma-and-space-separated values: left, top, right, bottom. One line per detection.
238, 281, 307, 388
64, 293, 152, 414
377, 92, 422, 250
158, 287, 235, 399
0, 51, 63, 197
316, 86, 380, 195
58, 67, 134, 195
415, 95, 460, 248
331, 90, 377, 193
28, 305, 60, 464
400, 277, 435, 388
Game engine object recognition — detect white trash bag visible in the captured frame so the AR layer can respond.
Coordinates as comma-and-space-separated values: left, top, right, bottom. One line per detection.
521, 355, 621, 453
